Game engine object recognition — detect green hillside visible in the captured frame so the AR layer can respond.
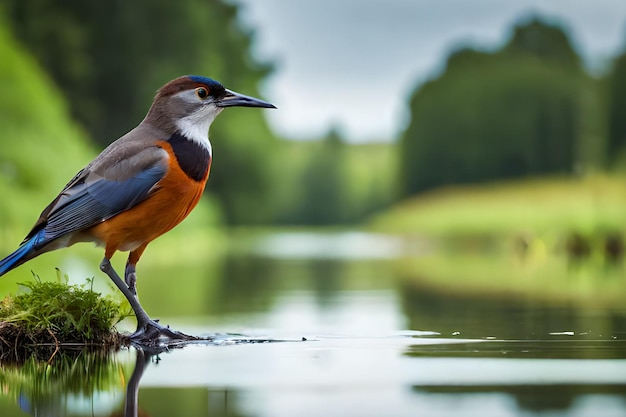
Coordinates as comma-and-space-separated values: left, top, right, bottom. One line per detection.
0, 21, 95, 249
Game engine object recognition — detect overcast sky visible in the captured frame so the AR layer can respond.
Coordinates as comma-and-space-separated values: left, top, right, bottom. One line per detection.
232, 0, 626, 142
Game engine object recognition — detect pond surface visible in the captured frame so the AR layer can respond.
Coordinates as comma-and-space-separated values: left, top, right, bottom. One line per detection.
1, 231, 626, 417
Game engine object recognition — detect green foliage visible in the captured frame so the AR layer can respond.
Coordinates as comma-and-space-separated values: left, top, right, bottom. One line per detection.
401, 17, 590, 196
292, 130, 350, 225
0, 272, 127, 342
606, 48, 626, 162
0, 19, 95, 249
504, 16, 582, 68
208, 109, 278, 224
2, 0, 279, 224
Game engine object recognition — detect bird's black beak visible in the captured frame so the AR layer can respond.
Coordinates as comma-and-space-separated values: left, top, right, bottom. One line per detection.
217, 89, 276, 109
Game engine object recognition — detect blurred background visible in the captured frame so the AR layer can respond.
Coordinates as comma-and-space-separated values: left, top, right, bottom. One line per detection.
1, 0, 626, 303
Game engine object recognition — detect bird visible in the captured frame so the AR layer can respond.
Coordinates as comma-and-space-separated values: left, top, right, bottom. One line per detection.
0, 75, 275, 342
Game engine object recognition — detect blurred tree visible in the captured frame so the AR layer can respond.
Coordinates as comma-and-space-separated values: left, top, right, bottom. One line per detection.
2, 0, 278, 224
401, 17, 589, 195
272, 136, 398, 225
505, 17, 582, 69
606, 47, 626, 161
288, 128, 350, 225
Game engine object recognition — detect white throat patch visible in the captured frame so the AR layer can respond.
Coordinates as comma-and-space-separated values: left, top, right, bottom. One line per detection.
175, 106, 222, 155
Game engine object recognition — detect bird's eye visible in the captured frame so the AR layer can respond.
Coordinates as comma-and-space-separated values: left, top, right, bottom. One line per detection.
196, 87, 209, 100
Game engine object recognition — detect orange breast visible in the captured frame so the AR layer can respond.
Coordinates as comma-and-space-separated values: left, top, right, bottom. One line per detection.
88, 141, 210, 256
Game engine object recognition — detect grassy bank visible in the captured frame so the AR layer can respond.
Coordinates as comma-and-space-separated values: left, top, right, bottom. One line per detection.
371, 174, 626, 244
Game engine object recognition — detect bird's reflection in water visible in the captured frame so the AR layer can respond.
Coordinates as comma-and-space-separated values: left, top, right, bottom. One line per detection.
111, 347, 155, 417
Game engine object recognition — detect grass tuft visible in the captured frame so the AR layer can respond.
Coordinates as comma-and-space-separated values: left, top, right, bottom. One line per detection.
0, 270, 129, 361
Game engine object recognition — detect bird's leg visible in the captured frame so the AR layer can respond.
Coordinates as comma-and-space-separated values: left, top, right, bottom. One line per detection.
124, 262, 137, 296
100, 258, 151, 327
100, 257, 196, 343
126, 247, 146, 297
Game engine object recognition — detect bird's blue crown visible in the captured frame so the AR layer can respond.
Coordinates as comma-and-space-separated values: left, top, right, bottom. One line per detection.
188, 75, 224, 90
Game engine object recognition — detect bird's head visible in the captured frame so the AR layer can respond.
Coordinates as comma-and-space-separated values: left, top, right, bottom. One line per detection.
145, 75, 275, 142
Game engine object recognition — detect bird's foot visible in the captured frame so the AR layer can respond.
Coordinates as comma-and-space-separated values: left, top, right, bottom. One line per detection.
130, 319, 198, 346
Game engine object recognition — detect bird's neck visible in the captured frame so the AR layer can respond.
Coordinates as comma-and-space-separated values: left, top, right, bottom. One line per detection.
174, 114, 213, 155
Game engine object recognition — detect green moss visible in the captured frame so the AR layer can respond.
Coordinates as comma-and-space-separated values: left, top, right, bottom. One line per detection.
0, 271, 129, 359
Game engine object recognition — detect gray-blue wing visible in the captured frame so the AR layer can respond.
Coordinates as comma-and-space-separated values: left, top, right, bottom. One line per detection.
24, 164, 166, 245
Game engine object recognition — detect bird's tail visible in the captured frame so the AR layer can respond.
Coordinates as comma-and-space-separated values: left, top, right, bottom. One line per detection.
0, 230, 43, 277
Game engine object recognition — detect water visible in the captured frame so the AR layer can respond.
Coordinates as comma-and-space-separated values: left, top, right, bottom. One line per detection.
1, 231, 626, 416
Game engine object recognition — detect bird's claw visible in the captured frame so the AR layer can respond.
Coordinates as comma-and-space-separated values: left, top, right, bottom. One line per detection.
130, 319, 198, 346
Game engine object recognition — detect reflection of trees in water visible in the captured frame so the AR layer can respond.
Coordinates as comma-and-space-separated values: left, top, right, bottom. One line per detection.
398, 280, 626, 340
209, 254, 348, 315
208, 254, 282, 315
0, 348, 127, 416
